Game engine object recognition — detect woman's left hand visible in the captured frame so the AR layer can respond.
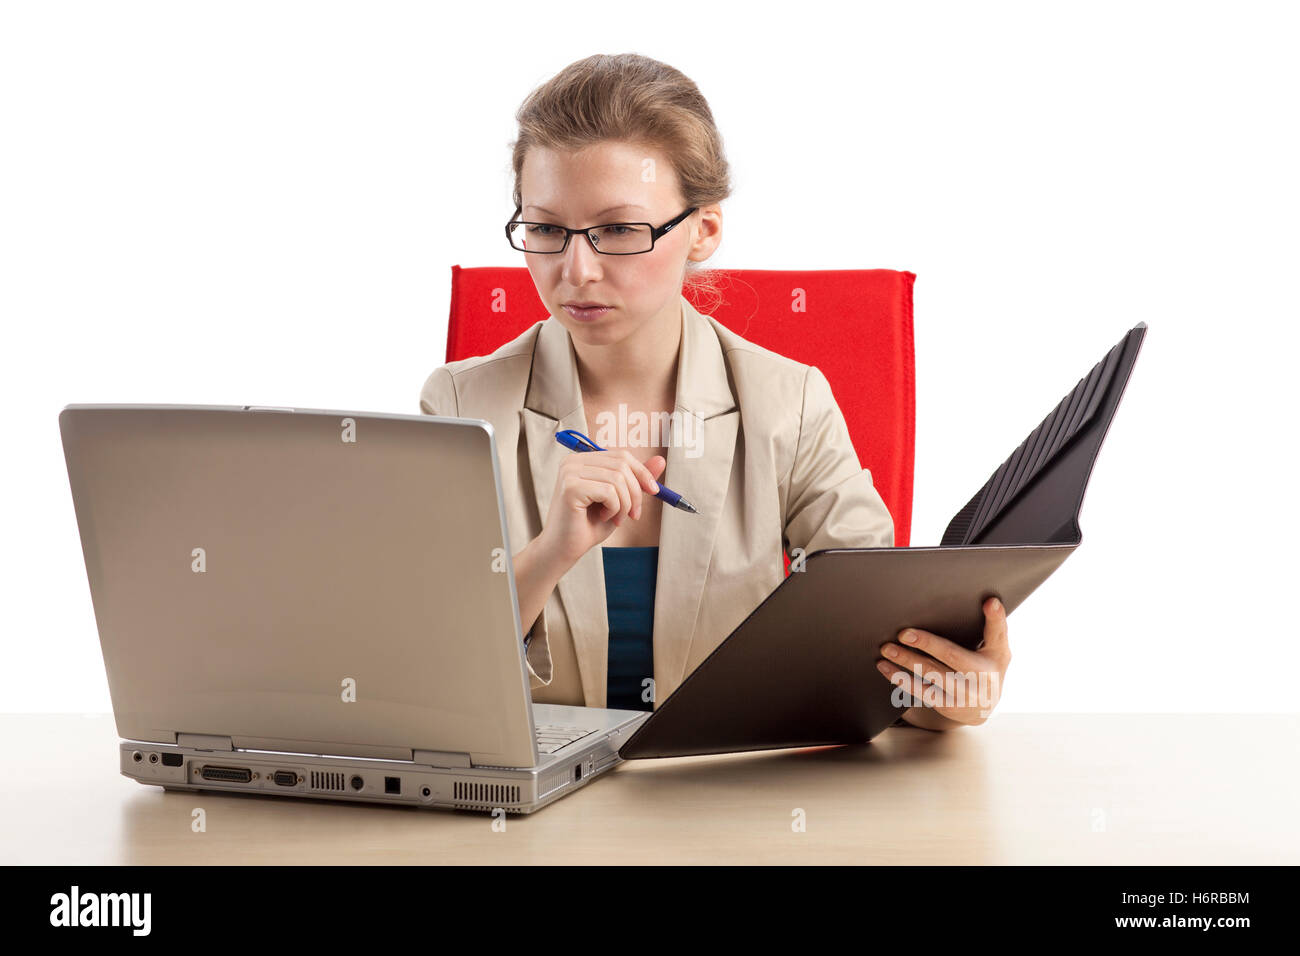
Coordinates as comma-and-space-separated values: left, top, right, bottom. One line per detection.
875, 597, 1011, 730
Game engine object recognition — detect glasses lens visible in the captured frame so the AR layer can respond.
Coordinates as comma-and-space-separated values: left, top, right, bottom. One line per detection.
507, 221, 654, 254
509, 221, 566, 253
587, 223, 653, 254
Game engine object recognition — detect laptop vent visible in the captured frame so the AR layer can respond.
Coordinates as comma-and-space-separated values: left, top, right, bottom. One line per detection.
310, 771, 346, 792
539, 768, 571, 798
452, 781, 520, 807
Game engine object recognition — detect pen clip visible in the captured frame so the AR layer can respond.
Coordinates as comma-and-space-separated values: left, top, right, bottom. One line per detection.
556, 428, 604, 452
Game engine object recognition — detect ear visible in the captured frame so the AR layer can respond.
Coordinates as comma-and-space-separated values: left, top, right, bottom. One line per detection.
686, 204, 723, 262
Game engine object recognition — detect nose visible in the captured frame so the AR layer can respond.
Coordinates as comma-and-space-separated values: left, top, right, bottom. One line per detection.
560, 231, 604, 286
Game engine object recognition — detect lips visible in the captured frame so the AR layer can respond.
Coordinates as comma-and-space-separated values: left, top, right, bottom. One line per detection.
562, 303, 614, 321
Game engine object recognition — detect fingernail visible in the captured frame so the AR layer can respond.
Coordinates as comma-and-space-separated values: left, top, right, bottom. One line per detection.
883, 645, 898, 659
901, 630, 917, 643
990, 598, 1001, 613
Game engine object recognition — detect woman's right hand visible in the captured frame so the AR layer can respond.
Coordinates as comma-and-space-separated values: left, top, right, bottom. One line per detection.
536, 449, 667, 567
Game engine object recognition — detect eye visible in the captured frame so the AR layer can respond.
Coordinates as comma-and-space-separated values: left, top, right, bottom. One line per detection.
526, 224, 558, 235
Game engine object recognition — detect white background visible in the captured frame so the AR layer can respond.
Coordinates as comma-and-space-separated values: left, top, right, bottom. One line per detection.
3, 1, 1296, 714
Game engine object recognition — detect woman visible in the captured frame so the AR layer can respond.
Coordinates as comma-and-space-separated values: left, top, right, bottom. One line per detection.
420, 54, 1009, 732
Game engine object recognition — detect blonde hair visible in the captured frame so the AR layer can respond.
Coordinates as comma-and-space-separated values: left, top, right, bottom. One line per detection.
509, 53, 733, 313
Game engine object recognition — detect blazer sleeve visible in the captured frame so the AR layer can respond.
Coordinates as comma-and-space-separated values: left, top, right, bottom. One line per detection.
782, 365, 895, 558
418, 365, 554, 688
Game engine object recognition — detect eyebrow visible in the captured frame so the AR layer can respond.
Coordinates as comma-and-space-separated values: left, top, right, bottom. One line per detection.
526, 203, 647, 218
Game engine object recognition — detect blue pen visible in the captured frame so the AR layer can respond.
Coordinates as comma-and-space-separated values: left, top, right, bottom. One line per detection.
555, 428, 699, 514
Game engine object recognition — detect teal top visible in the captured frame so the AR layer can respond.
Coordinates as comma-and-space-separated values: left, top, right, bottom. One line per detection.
602, 546, 657, 712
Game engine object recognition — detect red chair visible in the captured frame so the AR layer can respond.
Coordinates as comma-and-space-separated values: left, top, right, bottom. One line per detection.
445, 265, 916, 556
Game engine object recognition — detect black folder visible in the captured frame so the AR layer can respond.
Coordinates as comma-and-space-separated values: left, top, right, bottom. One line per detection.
619, 321, 1148, 759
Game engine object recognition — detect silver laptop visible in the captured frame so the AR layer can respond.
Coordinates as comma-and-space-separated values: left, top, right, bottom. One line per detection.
59, 403, 650, 814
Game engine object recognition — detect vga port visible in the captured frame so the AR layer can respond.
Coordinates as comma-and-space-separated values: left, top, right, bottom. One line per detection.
199, 765, 253, 783
273, 770, 298, 787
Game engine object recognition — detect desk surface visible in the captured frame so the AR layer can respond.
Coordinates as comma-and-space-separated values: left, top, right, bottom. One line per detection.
3, 713, 1295, 865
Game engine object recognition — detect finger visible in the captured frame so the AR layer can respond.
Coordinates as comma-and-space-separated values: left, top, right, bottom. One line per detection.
641, 453, 667, 483
557, 459, 620, 522
601, 458, 652, 519
878, 641, 979, 686
603, 462, 639, 519
567, 476, 622, 523
620, 449, 661, 496
578, 463, 632, 521
877, 659, 951, 708
610, 458, 644, 518
876, 659, 979, 714
979, 597, 1011, 662
891, 626, 984, 674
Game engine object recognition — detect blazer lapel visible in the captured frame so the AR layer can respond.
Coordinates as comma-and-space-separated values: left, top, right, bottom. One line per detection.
519, 295, 738, 709
520, 316, 609, 709
652, 296, 738, 706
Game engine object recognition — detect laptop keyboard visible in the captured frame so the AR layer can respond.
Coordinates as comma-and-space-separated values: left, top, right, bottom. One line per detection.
534, 723, 602, 755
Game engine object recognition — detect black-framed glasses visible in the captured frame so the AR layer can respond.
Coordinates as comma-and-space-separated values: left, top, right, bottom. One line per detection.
505, 204, 697, 255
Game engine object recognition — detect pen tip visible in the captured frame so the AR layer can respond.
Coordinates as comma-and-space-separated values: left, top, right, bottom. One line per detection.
679, 498, 699, 514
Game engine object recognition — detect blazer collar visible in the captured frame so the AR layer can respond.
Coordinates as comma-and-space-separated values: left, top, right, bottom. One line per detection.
522, 293, 736, 421
518, 293, 740, 708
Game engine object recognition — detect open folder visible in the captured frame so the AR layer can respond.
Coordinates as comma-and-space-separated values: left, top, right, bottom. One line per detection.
619, 321, 1148, 759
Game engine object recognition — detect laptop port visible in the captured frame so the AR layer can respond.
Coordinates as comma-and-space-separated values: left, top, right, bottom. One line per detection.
384, 776, 400, 794
161, 752, 183, 767
273, 770, 298, 787
200, 765, 253, 783
350, 775, 364, 791
574, 764, 582, 782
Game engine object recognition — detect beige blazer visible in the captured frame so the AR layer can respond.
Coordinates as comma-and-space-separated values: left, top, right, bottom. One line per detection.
419, 293, 894, 710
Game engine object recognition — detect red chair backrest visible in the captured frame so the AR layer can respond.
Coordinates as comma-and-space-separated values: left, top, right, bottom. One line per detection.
446, 265, 916, 549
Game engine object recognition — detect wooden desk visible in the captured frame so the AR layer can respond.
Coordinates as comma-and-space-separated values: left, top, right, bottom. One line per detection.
3, 713, 1295, 864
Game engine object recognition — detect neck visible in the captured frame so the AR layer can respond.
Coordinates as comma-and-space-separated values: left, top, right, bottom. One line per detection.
573, 298, 683, 404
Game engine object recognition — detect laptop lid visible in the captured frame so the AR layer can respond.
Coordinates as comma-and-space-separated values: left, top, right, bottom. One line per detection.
59, 404, 540, 768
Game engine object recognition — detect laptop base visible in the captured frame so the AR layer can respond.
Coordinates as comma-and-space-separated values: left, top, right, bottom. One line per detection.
122, 706, 649, 815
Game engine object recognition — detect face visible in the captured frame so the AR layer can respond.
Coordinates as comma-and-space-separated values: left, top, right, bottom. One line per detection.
517, 140, 720, 348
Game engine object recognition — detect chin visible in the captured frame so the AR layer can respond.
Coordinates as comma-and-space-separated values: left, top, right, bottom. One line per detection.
563, 320, 626, 346
557, 308, 628, 338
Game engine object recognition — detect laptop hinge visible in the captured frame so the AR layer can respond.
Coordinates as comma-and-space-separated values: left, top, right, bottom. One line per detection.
412, 749, 473, 769
176, 733, 234, 751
